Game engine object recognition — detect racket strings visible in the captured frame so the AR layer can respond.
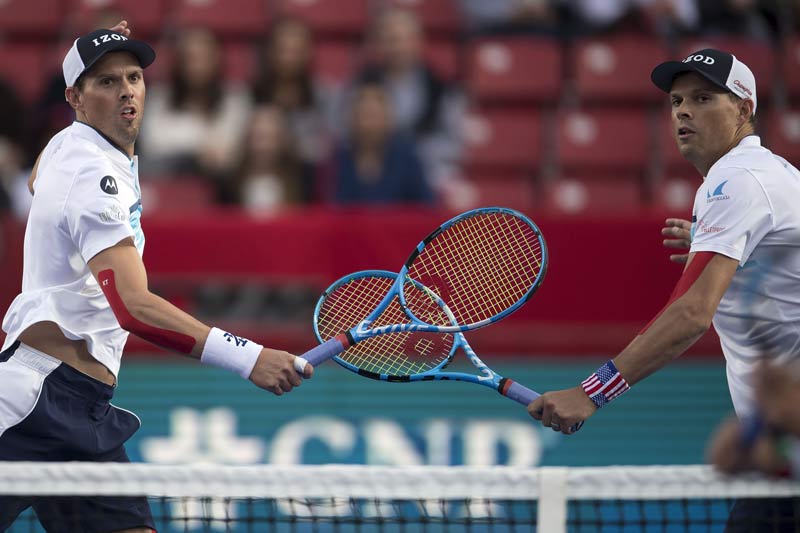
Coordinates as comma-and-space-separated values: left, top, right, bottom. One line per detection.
406, 212, 544, 326
317, 276, 453, 376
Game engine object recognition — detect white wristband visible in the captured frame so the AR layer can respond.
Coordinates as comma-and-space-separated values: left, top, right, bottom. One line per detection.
200, 327, 262, 379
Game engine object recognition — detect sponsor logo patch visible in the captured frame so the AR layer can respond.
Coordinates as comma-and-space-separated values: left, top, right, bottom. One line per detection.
101, 175, 118, 195
100, 203, 126, 223
706, 179, 730, 203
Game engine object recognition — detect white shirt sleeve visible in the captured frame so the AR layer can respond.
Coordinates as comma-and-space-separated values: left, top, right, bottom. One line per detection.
62, 161, 135, 263
690, 167, 773, 266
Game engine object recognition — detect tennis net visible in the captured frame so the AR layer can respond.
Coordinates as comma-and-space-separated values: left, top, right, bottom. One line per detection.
2, 463, 799, 532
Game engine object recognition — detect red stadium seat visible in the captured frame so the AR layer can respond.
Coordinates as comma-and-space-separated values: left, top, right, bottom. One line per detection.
544, 177, 644, 215
781, 37, 800, 102
463, 172, 536, 212
222, 42, 256, 84
141, 178, 215, 212
425, 38, 460, 81
67, 0, 166, 38
466, 37, 561, 104
0, 44, 48, 104
0, 0, 62, 38
555, 109, 650, 176
171, 0, 270, 37
273, 0, 369, 38
463, 109, 542, 172
678, 38, 776, 99
653, 177, 696, 214
765, 108, 800, 167
573, 35, 669, 104
382, 0, 462, 36
313, 40, 360, 86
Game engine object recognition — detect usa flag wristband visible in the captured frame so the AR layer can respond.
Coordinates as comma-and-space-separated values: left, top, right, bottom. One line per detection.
581, 360, 630, 409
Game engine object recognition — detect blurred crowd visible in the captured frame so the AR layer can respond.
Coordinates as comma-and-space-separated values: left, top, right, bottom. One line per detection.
0, 0, 799, 217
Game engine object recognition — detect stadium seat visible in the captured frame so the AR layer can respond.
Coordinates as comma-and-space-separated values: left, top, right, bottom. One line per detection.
678, 38, 776, 99
463, 172, 537, 212
466, 37, 561, 104
273, 0, 369, 38
463, 109, 542, 172
382, 0, 462, 36
0, 0, 62, 38
781, 37, 800, 102
140, 178, 215, 212
222, 42, 257, 84
765, 108, 800, 167
555, 109, 650, 177
425, 38, 460, 81
0, 44, 48, 104
572, 35, 669, 104
544, 177, 644, 215
171, 0, 270, 37
67, 0, 166, 38
313, 40, 360, 86
653, 177, 696, 214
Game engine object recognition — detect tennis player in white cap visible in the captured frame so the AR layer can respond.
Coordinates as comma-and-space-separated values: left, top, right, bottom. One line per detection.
0, 22, 312, 531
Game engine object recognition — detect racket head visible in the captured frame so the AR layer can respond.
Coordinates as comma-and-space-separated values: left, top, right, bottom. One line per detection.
399, 207, 547, 330
313, 270, 458, 380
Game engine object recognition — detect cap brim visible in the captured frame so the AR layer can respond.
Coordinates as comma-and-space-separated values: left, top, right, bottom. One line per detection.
83, 38, 156, 74
650, 61, 728, 93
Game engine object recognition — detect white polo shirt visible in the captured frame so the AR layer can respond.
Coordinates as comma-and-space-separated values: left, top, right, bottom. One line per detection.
2, 121, 145, 378
689, 135, 800, 417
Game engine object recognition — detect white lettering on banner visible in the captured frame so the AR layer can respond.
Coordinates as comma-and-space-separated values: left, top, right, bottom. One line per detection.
683, 54, 715, 65
268, 416, 357, 465
463, 421, 543, 466
140, 408, 264, 530
364, 419, 425, 465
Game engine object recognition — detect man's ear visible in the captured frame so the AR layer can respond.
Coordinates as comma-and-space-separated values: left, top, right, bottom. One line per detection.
739, 98, 755, 126
65, 86, 81, 111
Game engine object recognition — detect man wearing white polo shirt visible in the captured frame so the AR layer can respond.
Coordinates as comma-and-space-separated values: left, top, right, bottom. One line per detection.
529, 48, 800, 528
0, 23, 313, 531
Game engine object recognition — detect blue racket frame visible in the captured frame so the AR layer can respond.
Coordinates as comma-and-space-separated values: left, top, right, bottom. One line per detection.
299, 207, 548, 368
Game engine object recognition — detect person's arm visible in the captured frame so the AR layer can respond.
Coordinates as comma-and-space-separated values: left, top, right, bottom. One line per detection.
661, 217, 692, 264
528, 251, 738, 433
87, 239, 312, 394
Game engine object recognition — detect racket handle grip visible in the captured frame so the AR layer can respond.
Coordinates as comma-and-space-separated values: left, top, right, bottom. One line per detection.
500, 379, 585, 434
739, 414, 764, 450
500, 379, 540, 406
294, 334, 350, 376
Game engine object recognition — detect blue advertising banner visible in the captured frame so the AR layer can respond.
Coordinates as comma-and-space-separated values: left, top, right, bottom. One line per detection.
114, 358, 732, 468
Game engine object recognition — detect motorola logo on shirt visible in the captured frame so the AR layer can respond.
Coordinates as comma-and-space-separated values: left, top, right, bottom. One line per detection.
101, 176, 118, 195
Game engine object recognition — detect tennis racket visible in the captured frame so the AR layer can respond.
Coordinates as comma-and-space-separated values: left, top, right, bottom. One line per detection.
311, 270, 583, 431
294, 207, 547, 373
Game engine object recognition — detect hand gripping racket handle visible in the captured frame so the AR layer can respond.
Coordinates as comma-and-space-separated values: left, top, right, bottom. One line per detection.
499, 379, 584, 434
293, 334, 351, 376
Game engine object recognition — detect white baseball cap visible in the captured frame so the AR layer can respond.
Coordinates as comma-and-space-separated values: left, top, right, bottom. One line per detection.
63, 29, 156, 88
651, 48, 757, 115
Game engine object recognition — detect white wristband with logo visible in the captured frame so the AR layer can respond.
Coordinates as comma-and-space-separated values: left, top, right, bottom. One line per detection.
200, 327, 262, 379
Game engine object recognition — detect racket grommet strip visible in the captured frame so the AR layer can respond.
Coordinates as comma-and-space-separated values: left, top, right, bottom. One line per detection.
581, 360, 630, 409
201, 327, 262, 379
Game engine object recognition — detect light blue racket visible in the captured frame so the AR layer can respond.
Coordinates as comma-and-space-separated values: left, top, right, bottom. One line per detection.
294, 207, 547, 374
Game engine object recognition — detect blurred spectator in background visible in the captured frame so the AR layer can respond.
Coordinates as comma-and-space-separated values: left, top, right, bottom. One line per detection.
458, 0, 567, 35
697, 0, 781, 41
707, 361, 800, 479
0, 79, 26, 213
220, 104, 315, 211
354, 7, 466, 204
252, 17, 331, 166
329, 80, 433, 205
569, 0, 699, 37
139, 27, 250, 180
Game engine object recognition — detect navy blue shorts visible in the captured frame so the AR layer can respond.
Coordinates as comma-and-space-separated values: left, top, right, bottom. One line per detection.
0, 341, 154, 532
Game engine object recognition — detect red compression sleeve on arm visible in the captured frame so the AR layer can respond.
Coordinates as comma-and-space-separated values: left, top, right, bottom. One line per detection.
638, 252, 717, 335
98, 269, 196, 354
